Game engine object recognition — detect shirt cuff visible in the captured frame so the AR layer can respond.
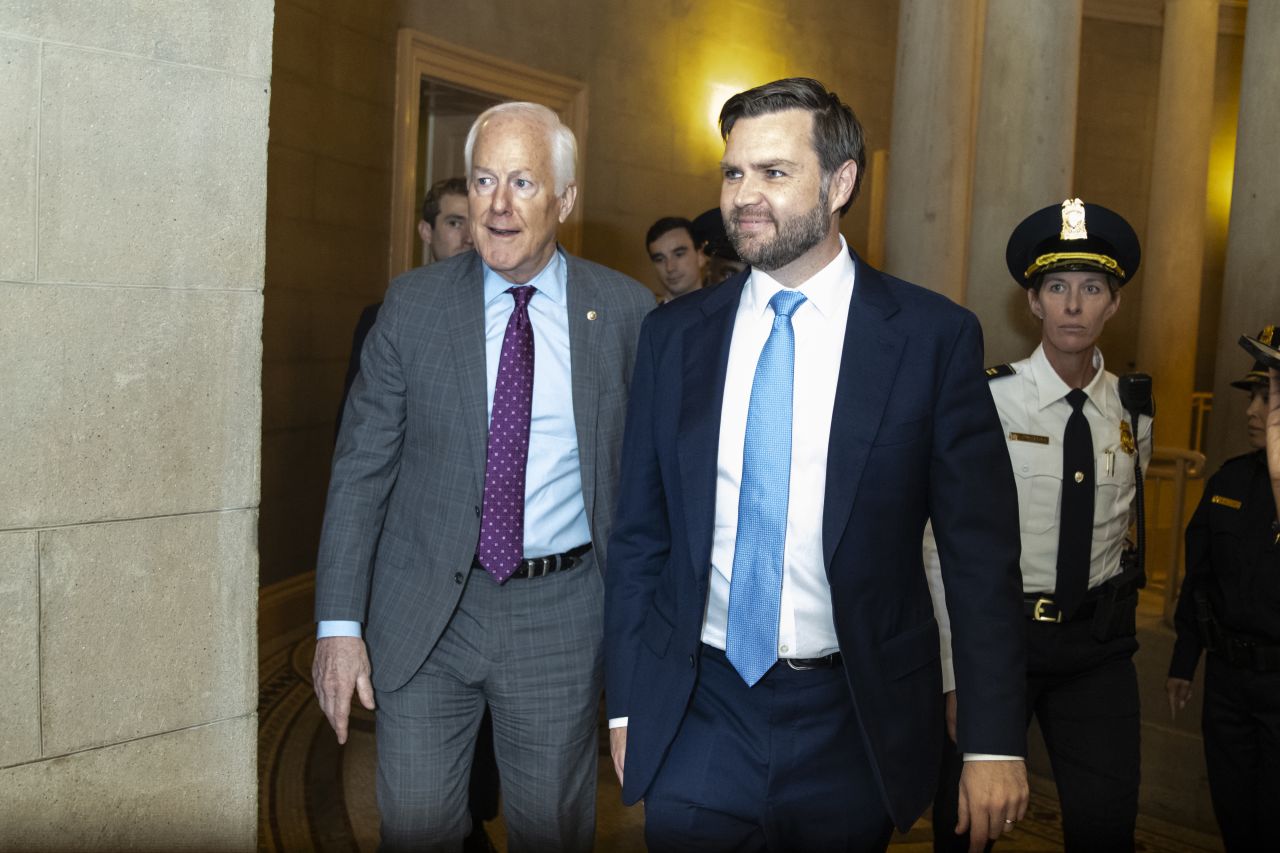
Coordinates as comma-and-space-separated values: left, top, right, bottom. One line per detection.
963, 754, 1023, 762
608, 717, 629, 729
317, 620, 363, 639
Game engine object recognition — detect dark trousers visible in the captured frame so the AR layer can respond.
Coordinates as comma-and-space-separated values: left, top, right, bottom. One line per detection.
643, 645, 894, 853
1202, 654, 1280, 852
931, 618, 1139, 853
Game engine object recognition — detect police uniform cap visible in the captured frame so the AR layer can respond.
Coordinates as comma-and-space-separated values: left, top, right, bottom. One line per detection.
1005, 199, 1141, 288
691, 207, 741, 263
1236, 324, 1280, 386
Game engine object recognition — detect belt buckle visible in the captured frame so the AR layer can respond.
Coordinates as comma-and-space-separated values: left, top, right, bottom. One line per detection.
1032, 597, 1062, 623
785, 658, 816, 671
531, 556, 550, 578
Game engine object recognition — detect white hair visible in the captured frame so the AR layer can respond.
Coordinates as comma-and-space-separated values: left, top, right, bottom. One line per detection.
463, 102, 577, 196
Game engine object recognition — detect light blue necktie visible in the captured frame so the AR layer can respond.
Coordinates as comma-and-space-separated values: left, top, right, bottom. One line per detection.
726, 289, 807, 686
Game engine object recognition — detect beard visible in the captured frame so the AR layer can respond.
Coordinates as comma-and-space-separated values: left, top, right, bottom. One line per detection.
726, 183, 831, 272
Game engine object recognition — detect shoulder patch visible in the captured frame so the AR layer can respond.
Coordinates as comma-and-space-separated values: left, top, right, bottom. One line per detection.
985, 364, 1015, 380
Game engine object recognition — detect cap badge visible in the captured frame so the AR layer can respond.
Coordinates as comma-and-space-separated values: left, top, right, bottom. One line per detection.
1262, 325, 1275, 346
1060, 198, 1088, 241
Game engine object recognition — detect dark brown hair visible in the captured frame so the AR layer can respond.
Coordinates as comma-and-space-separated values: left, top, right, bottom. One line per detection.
719, 77, 866, 215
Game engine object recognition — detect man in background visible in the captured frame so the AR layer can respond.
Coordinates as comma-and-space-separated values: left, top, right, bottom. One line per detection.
691, 206, 747, 285
340, 177, 473, 416
646, 216, 706, 303
418, 176, 473, 264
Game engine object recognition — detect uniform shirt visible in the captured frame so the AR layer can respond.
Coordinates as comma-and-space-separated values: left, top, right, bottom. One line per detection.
699, 239, 853, 659
990, 344, 1152, 594
1169, 450, 1280, 679
319, 251, 586, 640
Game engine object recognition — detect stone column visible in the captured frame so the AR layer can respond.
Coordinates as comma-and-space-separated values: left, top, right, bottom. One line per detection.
883, 0, 985, 302
965, 0, 1084, 365
1135, 0, 1219, 450
1207, 0, 1280, 467
0, 1, 270, 847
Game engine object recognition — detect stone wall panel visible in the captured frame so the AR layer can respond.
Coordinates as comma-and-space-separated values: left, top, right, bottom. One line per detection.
0, 285, 261, 529
38, 45, 269, 290
39, 512, 257, 756
0, 531, 39, 768
0, 717, 256, 851
0, 35, 39, 283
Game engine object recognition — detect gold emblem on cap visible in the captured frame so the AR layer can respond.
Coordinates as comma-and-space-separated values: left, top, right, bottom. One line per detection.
1119, 421, 1136, 456
1262, 325, 1275, 347
1060, 198, 1088, 241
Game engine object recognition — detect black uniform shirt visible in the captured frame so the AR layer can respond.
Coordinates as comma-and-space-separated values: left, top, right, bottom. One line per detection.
1170, 450, 1280, 679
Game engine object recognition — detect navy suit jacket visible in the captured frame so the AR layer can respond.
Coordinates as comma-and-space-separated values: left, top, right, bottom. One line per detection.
604, 249, 1026, 830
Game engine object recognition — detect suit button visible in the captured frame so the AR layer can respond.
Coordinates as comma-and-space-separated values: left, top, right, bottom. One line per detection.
474, 505, 481, 517
688, 655, 695, 668
454, 572, 464, 584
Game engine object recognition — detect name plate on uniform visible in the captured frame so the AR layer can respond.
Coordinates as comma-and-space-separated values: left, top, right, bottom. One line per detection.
1009, 432, 1050, 444
1211, 495, 1242, 510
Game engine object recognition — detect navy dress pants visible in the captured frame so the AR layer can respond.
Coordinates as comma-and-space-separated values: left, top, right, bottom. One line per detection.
643, 645, 895, 853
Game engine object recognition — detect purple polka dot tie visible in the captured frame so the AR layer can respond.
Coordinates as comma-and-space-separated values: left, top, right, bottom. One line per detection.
477, 286, 536, 584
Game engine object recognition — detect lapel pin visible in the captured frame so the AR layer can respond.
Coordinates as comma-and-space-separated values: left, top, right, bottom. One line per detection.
587, 310, 598, 321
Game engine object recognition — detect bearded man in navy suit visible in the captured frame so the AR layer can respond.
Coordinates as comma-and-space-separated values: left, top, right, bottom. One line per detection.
604, 78, 1029, 853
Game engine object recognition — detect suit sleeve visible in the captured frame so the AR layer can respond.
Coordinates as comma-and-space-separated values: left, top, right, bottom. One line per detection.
1169, 481, 1213, 680
928, 313, 1027, 756
314, 285, 409, 623
604, 314, 671, 721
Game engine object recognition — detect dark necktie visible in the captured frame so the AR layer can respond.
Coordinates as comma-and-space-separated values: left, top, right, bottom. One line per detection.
477, 286, 536, 584
1056, 388, 1094, 616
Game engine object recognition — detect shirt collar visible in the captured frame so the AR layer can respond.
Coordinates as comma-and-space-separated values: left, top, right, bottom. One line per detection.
482, 249, 566, 307
1029, 343, 1114, 417
743, 236, 854, 321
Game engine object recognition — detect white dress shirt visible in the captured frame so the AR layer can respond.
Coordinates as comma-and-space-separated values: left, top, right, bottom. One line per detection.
699, 239, 853, 658
991, 344, 1152, 594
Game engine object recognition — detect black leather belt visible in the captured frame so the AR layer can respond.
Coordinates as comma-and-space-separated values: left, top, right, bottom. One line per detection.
1213, 631, 1280, 672
783, 652, 843, 670
1023, 592, 1099, 623
471, 543, 591, 580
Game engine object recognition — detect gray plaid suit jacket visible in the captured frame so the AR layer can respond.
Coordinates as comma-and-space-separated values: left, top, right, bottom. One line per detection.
315, 249, 654, 692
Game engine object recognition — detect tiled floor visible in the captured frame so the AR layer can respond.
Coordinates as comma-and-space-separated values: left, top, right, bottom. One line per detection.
260, 632, 1223, 852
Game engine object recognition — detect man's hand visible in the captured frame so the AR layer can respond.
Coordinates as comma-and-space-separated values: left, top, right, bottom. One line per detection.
945, 690, 958, 744
1167, 677, 1194, 720
955, 760, 1028, 853
609, 726, 627, 786
312, 636, 375, 744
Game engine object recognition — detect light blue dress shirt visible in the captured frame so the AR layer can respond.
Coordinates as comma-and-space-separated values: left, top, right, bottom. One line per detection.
319, 251, 589, 639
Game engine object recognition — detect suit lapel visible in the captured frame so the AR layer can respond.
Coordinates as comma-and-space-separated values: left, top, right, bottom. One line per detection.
677, 275, 745, 586
566, 254, 602, 518
822, 254, 905, 567
444, 253, 490, 496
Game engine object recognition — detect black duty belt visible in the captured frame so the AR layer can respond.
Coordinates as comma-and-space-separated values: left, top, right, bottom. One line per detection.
471, 543, 592, 580
782, 652, 843, 670
1212, 631, 1280, 672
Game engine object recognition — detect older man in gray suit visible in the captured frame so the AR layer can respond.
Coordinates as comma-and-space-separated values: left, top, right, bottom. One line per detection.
312, 101, 653, 852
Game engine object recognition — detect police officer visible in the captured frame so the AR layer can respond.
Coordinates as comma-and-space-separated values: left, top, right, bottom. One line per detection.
1166, 327, 1280, 852
930, 199, 1150, 852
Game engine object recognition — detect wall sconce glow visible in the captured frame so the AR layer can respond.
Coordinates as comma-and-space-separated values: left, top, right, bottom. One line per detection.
707, 83, 741, 133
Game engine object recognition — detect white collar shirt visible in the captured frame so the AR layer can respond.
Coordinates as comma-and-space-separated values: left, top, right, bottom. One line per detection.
700, 238, 854, 658
989, 344, 1153, 594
